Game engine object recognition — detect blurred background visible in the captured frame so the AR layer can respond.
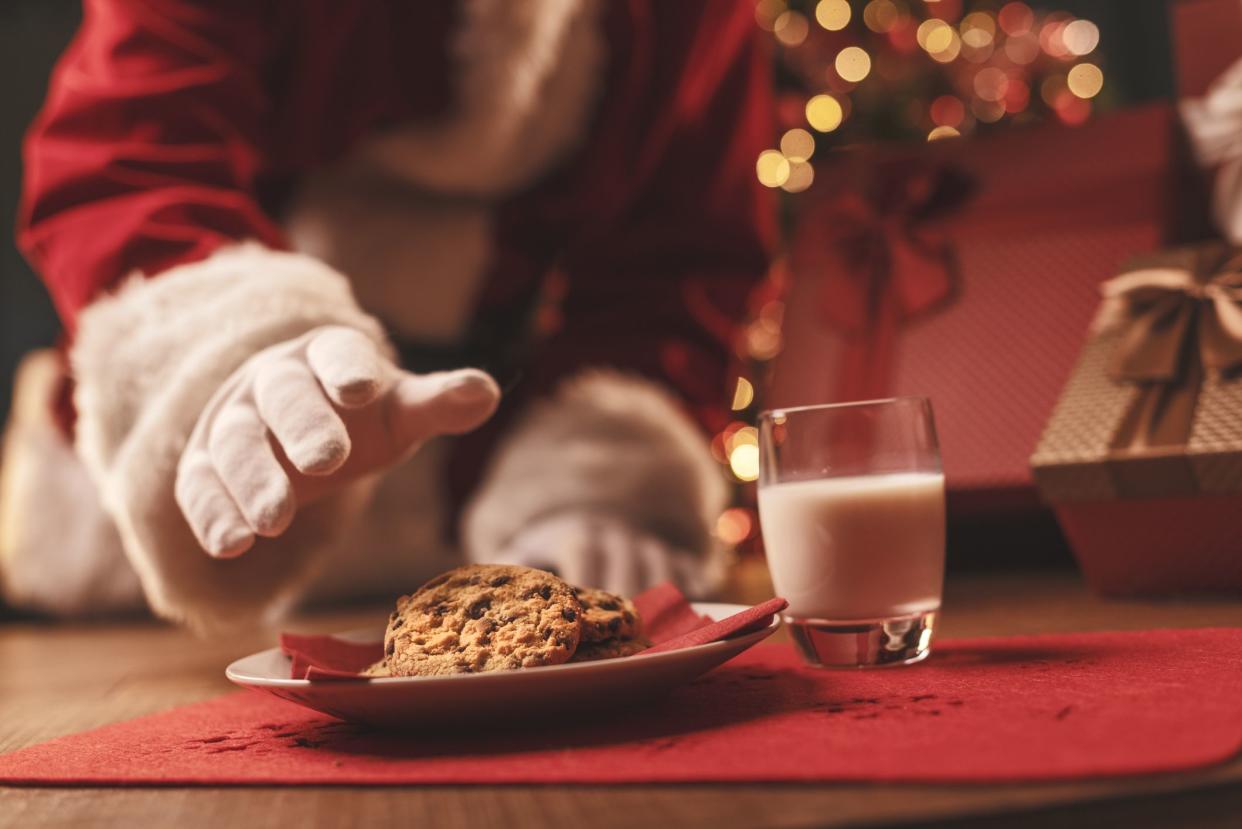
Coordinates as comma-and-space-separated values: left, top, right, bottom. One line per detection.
0, 0, 1174, 427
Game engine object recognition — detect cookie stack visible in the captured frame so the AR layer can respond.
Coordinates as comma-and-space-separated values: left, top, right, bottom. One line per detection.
371, 564, 650, 678
570, 586, 650, 662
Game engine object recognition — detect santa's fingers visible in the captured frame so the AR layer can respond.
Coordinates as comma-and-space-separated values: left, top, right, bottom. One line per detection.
306, 326, 387, 409
254, 357, 351, 475
208, 405, 296, 538
174, 451, 255, 558
386, 369, 500, 448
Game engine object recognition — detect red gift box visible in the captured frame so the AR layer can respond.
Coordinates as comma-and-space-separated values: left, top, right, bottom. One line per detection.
1173, 0, 1242, 98
773, 104, 1190, 542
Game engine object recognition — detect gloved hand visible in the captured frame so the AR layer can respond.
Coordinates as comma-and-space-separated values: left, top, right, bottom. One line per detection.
489, 509, 722, 598
1182, 56, 1242, 242
175, 325, 499, 558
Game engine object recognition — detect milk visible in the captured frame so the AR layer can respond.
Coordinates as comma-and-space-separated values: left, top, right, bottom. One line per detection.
758, 473, 945, 620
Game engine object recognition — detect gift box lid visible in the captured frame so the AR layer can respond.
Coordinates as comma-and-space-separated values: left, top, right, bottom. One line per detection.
1031, 243, 1242, 503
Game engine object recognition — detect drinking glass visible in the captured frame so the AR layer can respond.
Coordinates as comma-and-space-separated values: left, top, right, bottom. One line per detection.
757, 398, 945, 668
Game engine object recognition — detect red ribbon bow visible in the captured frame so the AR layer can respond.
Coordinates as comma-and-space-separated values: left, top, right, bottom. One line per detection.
794, 160, 973, 401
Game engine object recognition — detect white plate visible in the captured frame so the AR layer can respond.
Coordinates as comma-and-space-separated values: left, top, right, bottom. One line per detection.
226, 602, 780, 728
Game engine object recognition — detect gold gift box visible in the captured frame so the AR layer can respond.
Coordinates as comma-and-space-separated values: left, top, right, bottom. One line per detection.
1031, 243, 1242, 594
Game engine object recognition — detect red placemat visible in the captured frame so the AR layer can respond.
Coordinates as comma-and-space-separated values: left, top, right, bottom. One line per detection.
4, 628, 1242, 785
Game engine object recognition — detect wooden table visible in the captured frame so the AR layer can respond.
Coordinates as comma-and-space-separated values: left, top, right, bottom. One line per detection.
4, 567, 1242, 829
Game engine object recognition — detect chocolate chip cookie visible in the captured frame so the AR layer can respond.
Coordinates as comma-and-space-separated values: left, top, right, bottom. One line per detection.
569, 636, 652, 663
383, 564, 583, 676
573, 586, 642, 643
362, 659, 391, 678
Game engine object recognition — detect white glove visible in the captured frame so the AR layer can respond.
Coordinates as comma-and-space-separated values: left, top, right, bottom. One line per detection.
175, 325, 499, 558
490, 510, 722, 598
1182, 56, 1242, 242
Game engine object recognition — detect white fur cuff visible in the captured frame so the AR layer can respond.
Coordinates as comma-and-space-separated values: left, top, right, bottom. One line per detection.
462, 372, 729, 565
71, 243, 385, 629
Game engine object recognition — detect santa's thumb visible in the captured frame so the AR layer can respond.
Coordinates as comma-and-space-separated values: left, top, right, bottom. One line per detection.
388, 369, 500, 446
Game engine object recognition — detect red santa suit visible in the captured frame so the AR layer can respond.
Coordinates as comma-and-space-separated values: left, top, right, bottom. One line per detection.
2, 0, 774, 629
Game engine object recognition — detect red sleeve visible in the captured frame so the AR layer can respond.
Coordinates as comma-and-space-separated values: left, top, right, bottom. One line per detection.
17, 0, 288, 332
535, 1, 776, 433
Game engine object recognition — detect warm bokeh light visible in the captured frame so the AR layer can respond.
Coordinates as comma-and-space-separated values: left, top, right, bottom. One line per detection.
1040, 74, 1069, 107
731, 377, 755, 411
973, 67, 1010, 102
727, 425, 759, 453
781, 160, 815, 193
1061, 19, 1099, 56
1040, 17, 1073, 59
815, 0, 851, 31
1004, 32, 1040, 64
779, 127, 816, 162
774, 10, 810, 47
887, 15, 919, 52
971, 98, 1006, 123
997, 2, 1034, 36
930, 95, 965, 127
746, 318, 783, 359
756, 150, 791, 188
759, 298, 785, 324
917, 19, 953, 52
927, 125, 961, 141
1004, 78, 1030, 113
805, 93, 844, 131
863, 0, 901, 33
962, 41, 995, 64
961, 27, 992, 49
961, 11, 996, 36
961, 14, 995, 63
721, 420, 746, 443
835, 46, 872, 82
729, 444, 761, 482
917, 18, 960, 63
754, 0, 787, 32
715, 507, 755, 545
928, 30, 962, 63
1067, 62, 1104, 98
1056, 95, 1092, 125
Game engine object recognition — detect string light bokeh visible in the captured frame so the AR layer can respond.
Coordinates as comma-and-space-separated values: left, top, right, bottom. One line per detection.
714, 1, 1112, 561
753, 0, 1109, 193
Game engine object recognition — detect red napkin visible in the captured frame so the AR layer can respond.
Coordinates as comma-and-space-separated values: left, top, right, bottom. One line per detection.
4, 628, 1242, 785
281, 583, 784, 680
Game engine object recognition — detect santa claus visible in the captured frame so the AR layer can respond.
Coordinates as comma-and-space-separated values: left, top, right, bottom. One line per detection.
0, 0, 775, 630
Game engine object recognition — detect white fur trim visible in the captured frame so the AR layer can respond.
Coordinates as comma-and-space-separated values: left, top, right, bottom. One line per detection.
70, 243, 387, 630
1, 350, 144, 615
1181, 55, 1242, 243
362, 0, 605, 197
462, 372, 730, 564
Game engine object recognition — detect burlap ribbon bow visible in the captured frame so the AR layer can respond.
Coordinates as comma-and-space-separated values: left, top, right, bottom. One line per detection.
1099, 248, 1242, 450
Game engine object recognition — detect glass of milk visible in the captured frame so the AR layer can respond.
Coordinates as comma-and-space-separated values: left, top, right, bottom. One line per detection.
757, 398, 945, 668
